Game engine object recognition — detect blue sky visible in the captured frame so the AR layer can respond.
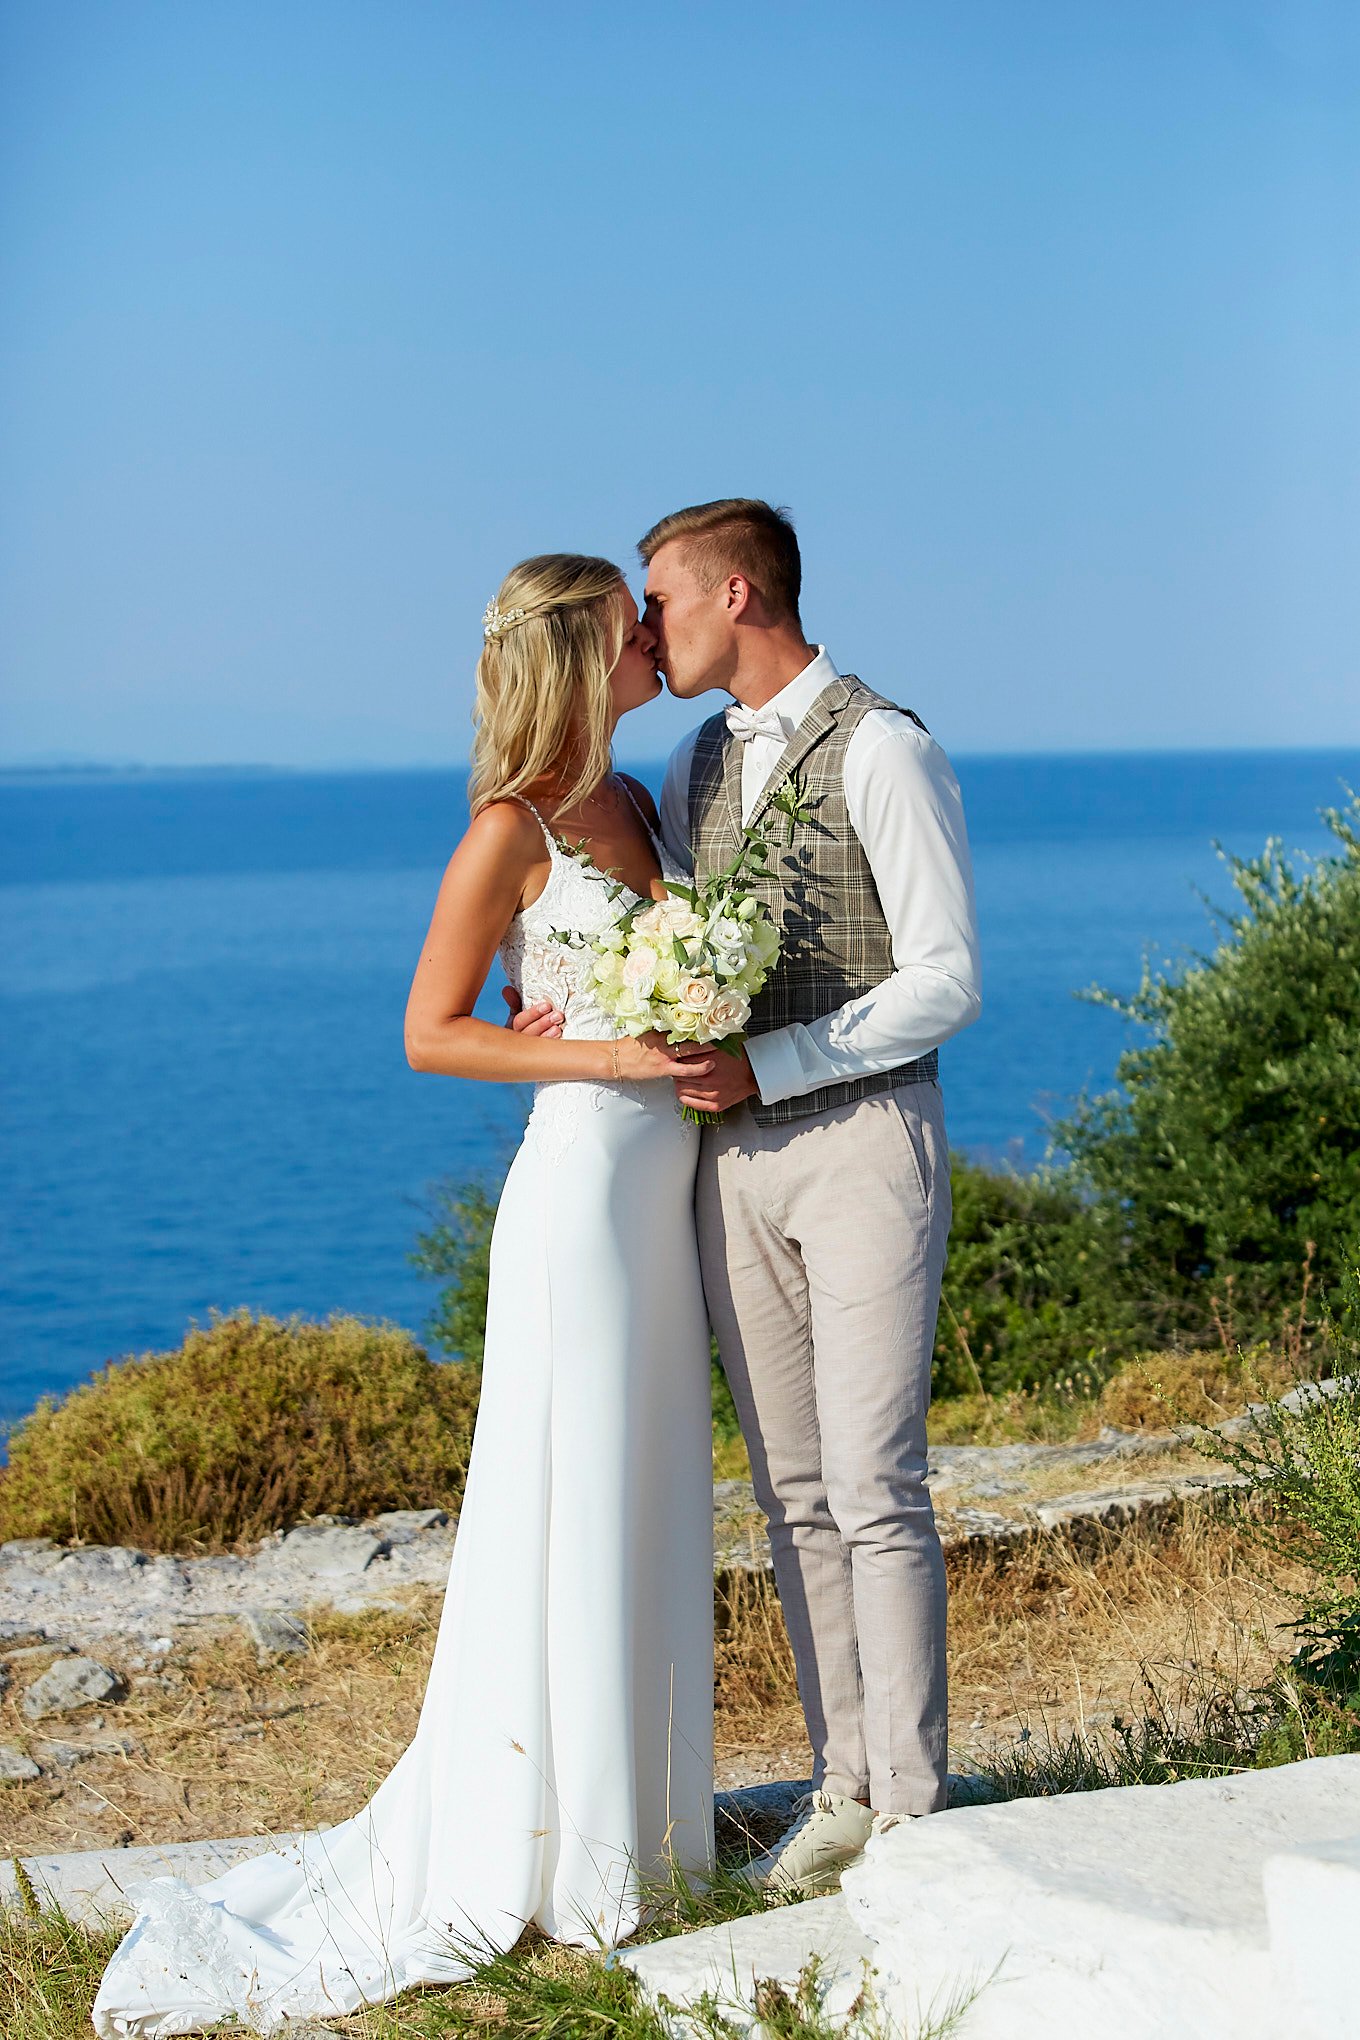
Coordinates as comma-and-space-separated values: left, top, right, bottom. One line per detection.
2, 1, 1356, 768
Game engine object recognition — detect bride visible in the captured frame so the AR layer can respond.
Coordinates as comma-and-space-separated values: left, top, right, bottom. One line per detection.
94, 555, 717, 2035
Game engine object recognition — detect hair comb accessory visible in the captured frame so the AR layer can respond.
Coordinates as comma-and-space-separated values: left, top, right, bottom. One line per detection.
482, 599, 529, 642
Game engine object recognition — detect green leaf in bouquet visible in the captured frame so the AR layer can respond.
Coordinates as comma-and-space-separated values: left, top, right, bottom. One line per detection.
672, 935, 689, 966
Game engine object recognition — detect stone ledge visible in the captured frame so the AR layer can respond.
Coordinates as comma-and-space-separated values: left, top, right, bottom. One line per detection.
626, 1754, 1360, 2040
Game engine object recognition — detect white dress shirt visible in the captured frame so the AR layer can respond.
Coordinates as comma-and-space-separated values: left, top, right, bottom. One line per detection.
658, 648, 982, 1107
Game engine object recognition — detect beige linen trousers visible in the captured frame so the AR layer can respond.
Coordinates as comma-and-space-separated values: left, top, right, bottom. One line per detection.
697, 1084, 950, 1816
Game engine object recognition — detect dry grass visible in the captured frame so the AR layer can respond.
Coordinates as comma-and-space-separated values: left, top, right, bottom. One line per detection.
1, 1500, 1321, 2040
927, 1341, 1316, 1447
1094, 1345, 1303, 1432
0, 1604, 439, 1859
0, 1504, 1309, 1868
946, 1504, 1307, 1762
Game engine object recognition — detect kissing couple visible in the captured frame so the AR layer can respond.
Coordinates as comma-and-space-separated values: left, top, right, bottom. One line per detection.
94, 499, 982, 2034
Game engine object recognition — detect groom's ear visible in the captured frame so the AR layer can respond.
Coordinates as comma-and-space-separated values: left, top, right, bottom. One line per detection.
725, 574, 754, 619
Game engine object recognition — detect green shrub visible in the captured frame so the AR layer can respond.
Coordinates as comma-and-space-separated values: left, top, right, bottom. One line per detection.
410, 1176, 499, 1363
1057, 797, 1360, 1336
415, 1153, 1142, 1407
414, 1178, 748, 1441
1200, 1318, 1360, 1702
938, 1157, 1138, 1397
0, 1310, 481, 1553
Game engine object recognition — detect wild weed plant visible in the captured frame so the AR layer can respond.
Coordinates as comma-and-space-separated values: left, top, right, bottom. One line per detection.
0, 1311, 481, 1551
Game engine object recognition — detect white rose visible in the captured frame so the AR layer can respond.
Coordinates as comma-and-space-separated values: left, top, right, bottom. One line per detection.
707, 988, 751, 1036
665, 1004, 700, 1039
678, 974, 717, 1014
710, 916, 744, 951
633, 901, 668, 937
593, 950, 624, 988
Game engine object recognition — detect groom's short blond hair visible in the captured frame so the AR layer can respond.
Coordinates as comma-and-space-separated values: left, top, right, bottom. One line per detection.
639, 498, 802, 626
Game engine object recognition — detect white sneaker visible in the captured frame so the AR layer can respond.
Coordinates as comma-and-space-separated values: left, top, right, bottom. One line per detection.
735, 1788, 876, 1896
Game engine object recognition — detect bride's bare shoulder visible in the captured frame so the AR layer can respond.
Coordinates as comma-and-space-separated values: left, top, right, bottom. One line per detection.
465, 797, 547, 846
446, 799, 548, 885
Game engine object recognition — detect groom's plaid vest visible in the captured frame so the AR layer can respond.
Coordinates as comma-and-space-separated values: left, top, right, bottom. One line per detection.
689, 674, 939, 1129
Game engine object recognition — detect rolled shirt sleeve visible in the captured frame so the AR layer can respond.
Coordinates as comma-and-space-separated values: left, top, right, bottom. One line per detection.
743, 714, 982, 1107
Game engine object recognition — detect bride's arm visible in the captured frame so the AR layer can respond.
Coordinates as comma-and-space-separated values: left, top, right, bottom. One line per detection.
404, 804, 709, 1084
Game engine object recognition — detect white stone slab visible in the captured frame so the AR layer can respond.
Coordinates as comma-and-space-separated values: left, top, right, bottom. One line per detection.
844, 1754, 1360, 2040
1, 1832, 290, 1926
1264, 1830, 1360, 2040
622, 1894, 873, 2034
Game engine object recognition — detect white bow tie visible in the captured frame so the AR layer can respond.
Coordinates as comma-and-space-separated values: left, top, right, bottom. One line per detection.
725, 702, 788, 745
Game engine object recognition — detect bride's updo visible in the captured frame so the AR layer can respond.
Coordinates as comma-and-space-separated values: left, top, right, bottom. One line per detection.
469, 553, 626, 820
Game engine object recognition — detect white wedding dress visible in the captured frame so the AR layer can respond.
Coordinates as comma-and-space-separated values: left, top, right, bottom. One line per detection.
93, 797, 715, 2035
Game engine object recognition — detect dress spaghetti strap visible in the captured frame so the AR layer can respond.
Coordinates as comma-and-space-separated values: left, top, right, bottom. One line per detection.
509, 796, 559, 857
614, 775, 664, 858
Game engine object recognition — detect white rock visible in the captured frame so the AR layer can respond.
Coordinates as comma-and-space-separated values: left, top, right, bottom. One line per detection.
623, 1894, 874, 2034
1264, 1830, 1360, 2040
40, 1741, 84, 1770
21, 1654, 125, 1720
371, 1507, 448, 1539
1, 1832, 295, 1924
241, 1609, 310, 1659
844, 1755, 1360, 2040
268, 1524, 390, 1576
0, 1745, 41, 1782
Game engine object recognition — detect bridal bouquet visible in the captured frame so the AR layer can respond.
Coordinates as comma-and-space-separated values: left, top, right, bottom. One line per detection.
556, 779, 807, 1125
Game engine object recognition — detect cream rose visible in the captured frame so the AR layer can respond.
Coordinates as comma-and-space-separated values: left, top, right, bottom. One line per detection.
658, 896, 705, 942
678, 974, 718, 1014
707, 988, 751, 1036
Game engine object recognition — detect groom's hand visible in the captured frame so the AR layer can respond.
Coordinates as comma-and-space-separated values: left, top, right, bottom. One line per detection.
503, 987, 565, 1038
672, 1044, 759, 1114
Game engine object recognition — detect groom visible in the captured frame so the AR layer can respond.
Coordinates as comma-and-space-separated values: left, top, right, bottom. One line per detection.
643, 499, 981, 1891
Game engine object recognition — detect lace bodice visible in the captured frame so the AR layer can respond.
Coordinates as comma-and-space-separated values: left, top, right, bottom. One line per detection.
498, 791, 683, 1041
497, 791, 690, 1160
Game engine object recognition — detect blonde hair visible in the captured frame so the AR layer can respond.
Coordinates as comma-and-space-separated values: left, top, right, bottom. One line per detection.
469, 554, 626, 818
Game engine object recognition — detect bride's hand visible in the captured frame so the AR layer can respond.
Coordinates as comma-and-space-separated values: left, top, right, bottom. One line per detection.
614, 1031, 715, 1082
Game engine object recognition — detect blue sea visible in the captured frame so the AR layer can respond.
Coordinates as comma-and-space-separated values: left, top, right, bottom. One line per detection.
3, 750, 1356, 1429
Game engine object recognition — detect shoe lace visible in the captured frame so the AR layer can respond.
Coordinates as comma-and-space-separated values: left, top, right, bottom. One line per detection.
770, 1788, 834, 1855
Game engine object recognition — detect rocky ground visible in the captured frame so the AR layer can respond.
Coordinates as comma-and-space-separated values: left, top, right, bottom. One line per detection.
0, 1422, 1239, 1656
0, 1411, 1295, 1866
